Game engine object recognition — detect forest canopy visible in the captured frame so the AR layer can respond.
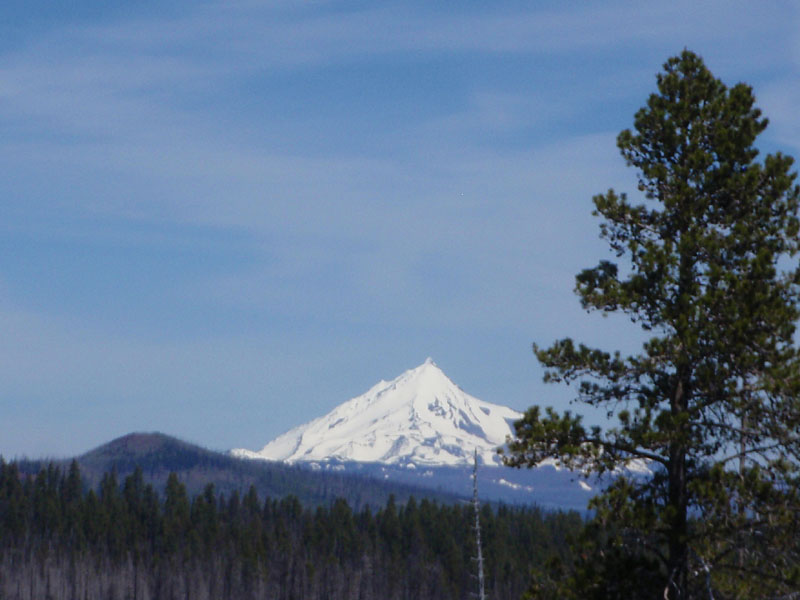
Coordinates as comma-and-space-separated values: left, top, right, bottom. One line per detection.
0, 459, 581, 600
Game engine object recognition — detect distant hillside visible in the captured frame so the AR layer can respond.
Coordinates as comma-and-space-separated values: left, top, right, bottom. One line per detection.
15, 432, 461, 509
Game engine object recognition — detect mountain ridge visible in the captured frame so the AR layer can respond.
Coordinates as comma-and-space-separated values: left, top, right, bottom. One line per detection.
16, 431, 462, 509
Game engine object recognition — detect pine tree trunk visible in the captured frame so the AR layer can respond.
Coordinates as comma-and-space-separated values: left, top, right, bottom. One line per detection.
667, 369, 690, 599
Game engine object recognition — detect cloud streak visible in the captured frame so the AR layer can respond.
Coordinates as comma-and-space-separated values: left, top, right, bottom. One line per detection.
1, 1, 798, 456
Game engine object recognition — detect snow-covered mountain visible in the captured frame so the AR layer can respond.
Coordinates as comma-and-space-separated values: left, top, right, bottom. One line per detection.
232, 359, 623, 510
232, 358, 522, 468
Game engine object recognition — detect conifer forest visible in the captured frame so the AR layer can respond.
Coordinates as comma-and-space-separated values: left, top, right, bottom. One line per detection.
0, 460, 581, 600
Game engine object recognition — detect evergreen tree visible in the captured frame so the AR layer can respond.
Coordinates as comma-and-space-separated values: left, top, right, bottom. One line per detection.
61, 460, 84, 549
0, 460, 26, 543
163, 472, 190, 554
503, 50, 800, 599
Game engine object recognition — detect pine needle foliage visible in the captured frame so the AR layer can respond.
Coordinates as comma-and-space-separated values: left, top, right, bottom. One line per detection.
503, 50, 800, 599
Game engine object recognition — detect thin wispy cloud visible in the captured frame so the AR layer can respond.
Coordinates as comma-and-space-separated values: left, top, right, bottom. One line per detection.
0, 1, 797, 456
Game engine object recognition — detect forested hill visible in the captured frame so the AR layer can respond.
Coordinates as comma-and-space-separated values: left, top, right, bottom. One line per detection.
0, 459, 582, 600
15, 432, 461, 509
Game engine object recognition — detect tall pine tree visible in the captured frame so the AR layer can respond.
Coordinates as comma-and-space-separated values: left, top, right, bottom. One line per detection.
503, 50, 800, 599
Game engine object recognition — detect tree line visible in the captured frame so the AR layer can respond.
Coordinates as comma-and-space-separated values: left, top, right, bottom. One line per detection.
33, 431, 462, 511
0, 459, 582, 600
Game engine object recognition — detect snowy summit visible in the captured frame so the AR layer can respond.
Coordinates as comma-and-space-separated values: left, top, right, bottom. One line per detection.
232, 358, 522, 467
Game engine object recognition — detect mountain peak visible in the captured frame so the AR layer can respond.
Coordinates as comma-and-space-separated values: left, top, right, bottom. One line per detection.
392, 358, 455, 396
233, 360, 522, 467
402, 357, 443, 379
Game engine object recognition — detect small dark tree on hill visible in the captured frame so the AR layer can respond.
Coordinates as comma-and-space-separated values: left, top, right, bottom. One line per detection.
503, 50, 800, 599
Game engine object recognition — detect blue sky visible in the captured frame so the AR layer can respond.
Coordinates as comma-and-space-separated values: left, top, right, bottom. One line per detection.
2, 1, 799, 457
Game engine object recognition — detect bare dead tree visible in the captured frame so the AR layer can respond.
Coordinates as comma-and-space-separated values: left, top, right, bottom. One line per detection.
472, 449, 487, 600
